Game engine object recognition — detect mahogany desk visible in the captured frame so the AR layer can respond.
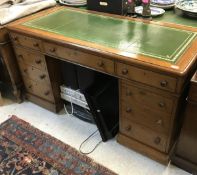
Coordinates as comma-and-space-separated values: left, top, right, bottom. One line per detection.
7, 6, 197, 164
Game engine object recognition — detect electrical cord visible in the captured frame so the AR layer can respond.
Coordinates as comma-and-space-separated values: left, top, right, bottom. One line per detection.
62, 88, 102, 154
64, 95, 74, 115
79, 129, 102, 155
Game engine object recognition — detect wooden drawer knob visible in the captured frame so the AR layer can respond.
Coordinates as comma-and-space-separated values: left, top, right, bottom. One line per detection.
126, 90, 132, 96
121, 68, 128, 75
33, 43, 39, 47
44, 91, 50, 96
156, 119, 163, 125
158, 102, 165, 108
39, 74, 46, 79
125, 125, 132, 132
23, 69, 27, 73
160, 80, 168, 87
49, 48, 56, 53
126, 107, 132, 113
18, 55, 23, 60
28, 85, 32, 89
97, 60, 104, 67
154, 137, 161, 145
13, 36, 18, 42
35, 59, 42, 64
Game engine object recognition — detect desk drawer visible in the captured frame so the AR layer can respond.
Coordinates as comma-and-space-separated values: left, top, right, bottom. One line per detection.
120, 118, 167, 152
15, 47, 46, 71
121, 101, 171, 134
44, 42, 115, 74
10, 32, 42, 51
117, 62, 177, 92
121, 82, 175, 114
18, 62, 50, 84
24, 79, 54, 102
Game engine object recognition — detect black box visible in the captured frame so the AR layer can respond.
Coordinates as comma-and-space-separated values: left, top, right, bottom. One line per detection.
87, 0, 128, 15
83, 78, 119, 142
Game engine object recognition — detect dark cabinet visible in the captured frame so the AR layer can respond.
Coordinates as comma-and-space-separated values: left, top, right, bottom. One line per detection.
172, 72, 197, 174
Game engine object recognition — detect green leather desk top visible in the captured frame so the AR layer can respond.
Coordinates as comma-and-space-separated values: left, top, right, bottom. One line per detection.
23, 8, 196, 63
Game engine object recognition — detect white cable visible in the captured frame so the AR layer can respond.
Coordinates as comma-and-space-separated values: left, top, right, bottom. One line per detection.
79, 129, 102, 155
64, 95, 74, 116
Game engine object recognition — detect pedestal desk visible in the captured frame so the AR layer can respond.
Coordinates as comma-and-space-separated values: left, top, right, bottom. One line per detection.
7, 6, 197, 163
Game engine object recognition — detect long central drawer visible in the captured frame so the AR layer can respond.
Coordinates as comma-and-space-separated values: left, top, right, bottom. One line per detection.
44, 42, 115, 75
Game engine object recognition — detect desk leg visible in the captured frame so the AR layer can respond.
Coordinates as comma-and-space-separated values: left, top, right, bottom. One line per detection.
1, 42, 23, 103
0, 92, 3, 106
13, 86, 22, 103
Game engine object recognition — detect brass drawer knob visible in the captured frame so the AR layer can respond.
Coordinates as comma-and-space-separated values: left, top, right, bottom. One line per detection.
18, 55, 23, 59
125, 125, 132, 132
23, 69, 27, 73
154, 137, 161, 145
126, 90, 132, 96
49, 48, 56, 53
28, 85, 32, 89
33, 43, 39, 47
156, 119, 163, 125
35, 59, 42, 64
160, 80, 168, 87
13, 36, 18, 42
39, 74, 46, 79
121, 68, 128, 75
126, 107, 132, 113
97, 60, 104, 67
158, 102, 165, 108
44, 91, 50, 96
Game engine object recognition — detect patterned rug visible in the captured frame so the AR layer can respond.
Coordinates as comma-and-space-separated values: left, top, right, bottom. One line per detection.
0, 116, 116, 175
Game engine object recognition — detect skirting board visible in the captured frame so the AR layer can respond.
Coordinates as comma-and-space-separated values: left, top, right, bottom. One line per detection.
171, 154, 197, 175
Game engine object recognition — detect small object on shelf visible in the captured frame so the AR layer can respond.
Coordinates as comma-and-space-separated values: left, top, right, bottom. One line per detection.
142, 0, 151, 17
127, 0, 137, 17
150, 3, 174, 10
151, 0, 174, 4
150, 0, 175, 9
59, 0, 87, 6
135, 6, 165, 16
176, 0, 197, 13
175, 0, 197, 18
87, 0, 128, 15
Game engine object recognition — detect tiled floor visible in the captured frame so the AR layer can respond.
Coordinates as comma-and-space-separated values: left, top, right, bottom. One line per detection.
0, 97, 191, 175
